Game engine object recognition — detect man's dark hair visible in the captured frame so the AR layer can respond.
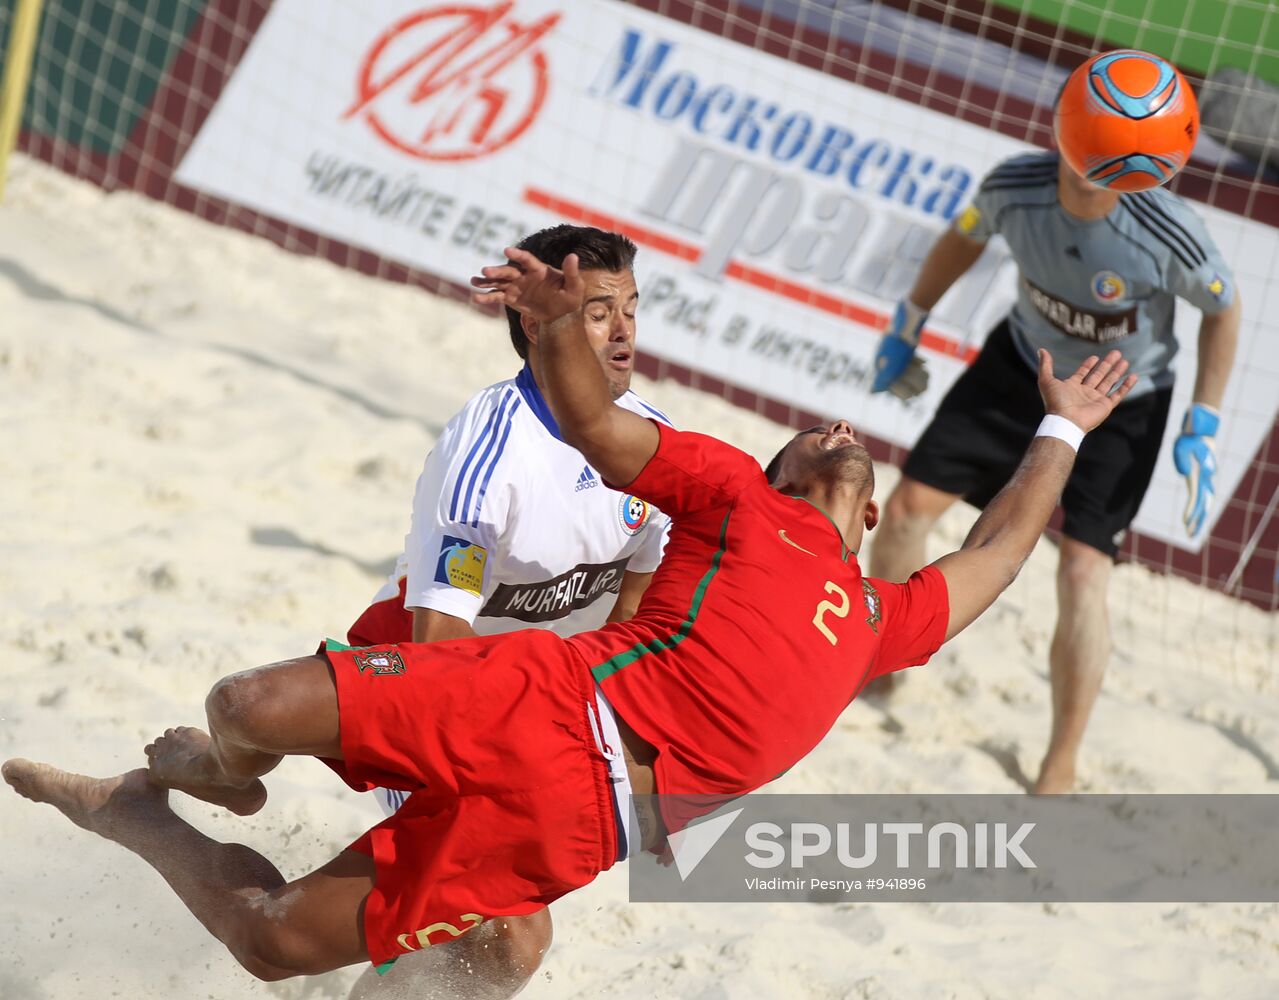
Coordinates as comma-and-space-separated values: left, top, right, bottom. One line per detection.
763, 445, 788, 485
504, 225, 638, 359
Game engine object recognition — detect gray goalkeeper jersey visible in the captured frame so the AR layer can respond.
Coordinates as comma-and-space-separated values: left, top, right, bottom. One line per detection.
956, 151, 1235, 397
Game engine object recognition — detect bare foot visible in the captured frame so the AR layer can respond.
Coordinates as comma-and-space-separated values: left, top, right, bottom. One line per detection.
2, 761, 163, 841
145, 726, 267, 816
1032, 756, 1076, 795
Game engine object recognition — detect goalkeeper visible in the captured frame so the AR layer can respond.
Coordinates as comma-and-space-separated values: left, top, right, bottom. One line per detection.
868, 142, 1241, 793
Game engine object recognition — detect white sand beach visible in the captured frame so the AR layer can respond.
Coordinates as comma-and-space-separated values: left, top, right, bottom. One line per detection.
1, 157, 1276, 999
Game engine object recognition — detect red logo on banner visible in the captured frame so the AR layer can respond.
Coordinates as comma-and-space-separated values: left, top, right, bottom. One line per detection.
344, 2, 560, 162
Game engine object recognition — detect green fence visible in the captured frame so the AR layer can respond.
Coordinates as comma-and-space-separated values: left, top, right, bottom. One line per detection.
996, 0, 1279, 81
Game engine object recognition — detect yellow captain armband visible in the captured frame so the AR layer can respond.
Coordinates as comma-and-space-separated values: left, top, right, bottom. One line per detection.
955, 204, 981, 235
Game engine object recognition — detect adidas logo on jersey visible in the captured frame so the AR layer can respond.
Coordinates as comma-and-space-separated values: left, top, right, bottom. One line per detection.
574, 466, 599, 492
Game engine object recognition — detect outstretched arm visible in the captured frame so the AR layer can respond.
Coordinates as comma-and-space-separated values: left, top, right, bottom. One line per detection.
909, 226, 987, 311
1170, 295, 1241, 537
873, 225, 987, 397
472, 249, 659, 486
1190, 293, 1240, 411
931, 349, 1137, 641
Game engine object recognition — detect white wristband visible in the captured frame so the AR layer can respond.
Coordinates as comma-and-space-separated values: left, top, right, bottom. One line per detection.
1036, 414, 1085, 452
899, 298, 929, 344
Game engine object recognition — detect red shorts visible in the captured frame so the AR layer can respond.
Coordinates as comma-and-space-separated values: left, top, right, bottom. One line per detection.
323, 630, 617, 967
345, 577, 413, 647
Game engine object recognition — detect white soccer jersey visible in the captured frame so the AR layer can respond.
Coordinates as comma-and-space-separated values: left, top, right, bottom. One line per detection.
372, 366, 673, 637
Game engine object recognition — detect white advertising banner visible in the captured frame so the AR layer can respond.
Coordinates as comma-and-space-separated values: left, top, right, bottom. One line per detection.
175, 0, 1279, 553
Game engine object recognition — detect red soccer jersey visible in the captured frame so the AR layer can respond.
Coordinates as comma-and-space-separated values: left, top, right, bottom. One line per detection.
566, 424, 950, 833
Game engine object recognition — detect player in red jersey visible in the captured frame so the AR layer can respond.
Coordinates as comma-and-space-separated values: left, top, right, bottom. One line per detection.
3, 248, 1136, 982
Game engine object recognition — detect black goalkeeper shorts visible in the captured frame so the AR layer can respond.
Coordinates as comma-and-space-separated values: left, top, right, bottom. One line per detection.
902, 320, 1173, 557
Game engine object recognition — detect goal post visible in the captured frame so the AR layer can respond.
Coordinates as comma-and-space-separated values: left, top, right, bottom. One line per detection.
0, 0, 44, 200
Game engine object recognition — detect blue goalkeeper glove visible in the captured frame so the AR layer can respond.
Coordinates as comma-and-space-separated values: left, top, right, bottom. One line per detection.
1172, 403, 1220, 538
871, 299, 930, 399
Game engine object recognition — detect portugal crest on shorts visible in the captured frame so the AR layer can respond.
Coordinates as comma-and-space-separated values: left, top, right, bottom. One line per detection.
354, 650, 406, 676
618, 494, 651, 535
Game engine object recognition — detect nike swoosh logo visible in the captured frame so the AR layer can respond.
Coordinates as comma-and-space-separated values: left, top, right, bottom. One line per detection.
778, 529, 816, 556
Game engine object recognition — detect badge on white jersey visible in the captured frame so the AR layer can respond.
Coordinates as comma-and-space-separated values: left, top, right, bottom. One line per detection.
434, 535, 487, 596
618, 494, 652, 535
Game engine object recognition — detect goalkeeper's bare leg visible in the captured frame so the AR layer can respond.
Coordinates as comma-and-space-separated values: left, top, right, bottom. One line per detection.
865, 477, 961, 694
1035, 538, 1112, 793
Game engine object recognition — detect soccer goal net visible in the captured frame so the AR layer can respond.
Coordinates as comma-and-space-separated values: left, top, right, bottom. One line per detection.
3, 0, 1276, 633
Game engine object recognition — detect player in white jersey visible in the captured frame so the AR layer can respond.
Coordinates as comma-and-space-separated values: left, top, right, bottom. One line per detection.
867, 121, 1240, 793
340, 224, 670, 998
350, 369, 670, 649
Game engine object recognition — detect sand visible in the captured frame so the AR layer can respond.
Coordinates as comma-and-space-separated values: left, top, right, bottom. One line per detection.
1, 155, 1276, 999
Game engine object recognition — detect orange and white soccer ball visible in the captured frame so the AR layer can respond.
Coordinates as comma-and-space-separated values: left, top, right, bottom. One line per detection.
1054, 50, 1199, 192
